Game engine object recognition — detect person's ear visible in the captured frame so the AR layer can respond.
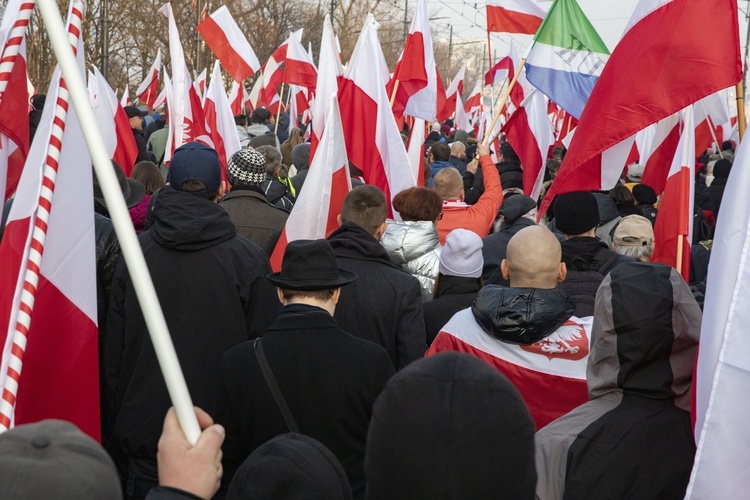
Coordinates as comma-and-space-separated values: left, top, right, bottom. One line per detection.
373, 222, 387, 239
459, 189, 465, 202
501, 259, 510, 281
332, 288, 341, 305
337, 214, 343, 227
558, 262, 567, 283
276, 288, 286, 305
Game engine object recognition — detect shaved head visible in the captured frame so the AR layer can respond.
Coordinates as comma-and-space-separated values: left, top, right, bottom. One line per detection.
503, 226, 565, 289
433, 167, 463, 200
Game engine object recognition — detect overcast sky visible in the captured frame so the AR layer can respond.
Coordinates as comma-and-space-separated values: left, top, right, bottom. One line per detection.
427, 0, 750, 63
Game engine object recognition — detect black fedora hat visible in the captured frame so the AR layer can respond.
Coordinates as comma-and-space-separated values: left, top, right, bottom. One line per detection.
268, 240, 357, 290
93, 160, 145, 209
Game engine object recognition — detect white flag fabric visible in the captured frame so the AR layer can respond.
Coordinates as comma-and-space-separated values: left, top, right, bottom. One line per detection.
686, 122, 750, 499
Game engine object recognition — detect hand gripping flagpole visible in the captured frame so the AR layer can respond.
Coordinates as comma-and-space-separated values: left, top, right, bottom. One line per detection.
35, 0, 201, 444
0, 0, 86, 433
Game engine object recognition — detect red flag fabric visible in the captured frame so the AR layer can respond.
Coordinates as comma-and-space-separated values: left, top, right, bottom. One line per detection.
196, 5, 260, 82
540, 0, 742, 217
310, 15, 344, 162
438, 65, 465, 122
284, 34, 317, 89
486, 0, 546, 34
427, 308, 592, 429
651, 108, 695, 281
270, 95, 351, 271
338, 15, 416, 216
386, 0, 437, 120
204, 60, 242, 182
135, 49, 160, 108
641, 113, 680, 195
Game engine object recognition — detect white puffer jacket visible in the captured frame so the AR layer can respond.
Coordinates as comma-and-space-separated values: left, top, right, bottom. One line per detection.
381, 220, 442, 302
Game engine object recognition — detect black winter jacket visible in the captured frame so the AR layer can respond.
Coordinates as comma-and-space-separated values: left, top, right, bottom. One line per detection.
481, 217, 536, 286
423, 275, 481, 345
328, 222, 427, 369
103, 187, 279, 470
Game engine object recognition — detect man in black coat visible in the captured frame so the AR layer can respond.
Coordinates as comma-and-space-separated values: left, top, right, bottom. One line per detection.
482, 195, 538, 286
327, 185, 428, 369
103, 143, 279, 498
215, 239, 394, 499
124, 105, 153, 164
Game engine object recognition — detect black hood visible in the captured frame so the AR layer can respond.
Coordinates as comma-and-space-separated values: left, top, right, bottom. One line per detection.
149, 186, 237, 251
227, 433, 352, 500
328, 221, 396, 267
365, 353, 536, 499
588, 262, 700, 409
471, 285, 575, 345
263, 178, 292, 205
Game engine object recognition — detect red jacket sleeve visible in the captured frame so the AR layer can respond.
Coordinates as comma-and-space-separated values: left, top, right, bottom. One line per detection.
468, 155, 503, 237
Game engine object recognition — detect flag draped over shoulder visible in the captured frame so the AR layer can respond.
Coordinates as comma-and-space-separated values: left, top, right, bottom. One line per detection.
525, 0, 609, 120
0, 0, 99, 439
540, 0, 742, 217
197, 6, 260, 82
486, 0, 546, 34
687, 108, 750, 500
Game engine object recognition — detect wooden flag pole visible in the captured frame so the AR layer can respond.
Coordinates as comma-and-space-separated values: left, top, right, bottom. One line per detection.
274, 84, 286, 135
737, 80, 746, 141
389, 80, 400, 108
482, 58, 525, 146
676, 236, 684, 276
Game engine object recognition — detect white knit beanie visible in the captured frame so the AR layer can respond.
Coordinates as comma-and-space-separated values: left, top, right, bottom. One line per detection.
439, 229, 484, 278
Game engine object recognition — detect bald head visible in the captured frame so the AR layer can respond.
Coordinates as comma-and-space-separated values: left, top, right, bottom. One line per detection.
433, 167, 463, 201
502, 226, 565, 289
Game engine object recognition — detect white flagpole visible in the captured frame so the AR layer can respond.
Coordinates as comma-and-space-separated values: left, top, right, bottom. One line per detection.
36, 0, 201, 444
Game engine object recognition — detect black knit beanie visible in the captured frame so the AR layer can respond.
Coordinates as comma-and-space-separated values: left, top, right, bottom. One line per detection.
632, 183, 657, 205
553, 191, 600, 235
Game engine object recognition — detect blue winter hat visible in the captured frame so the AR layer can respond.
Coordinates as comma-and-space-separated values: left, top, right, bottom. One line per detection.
168, 142, 221, 198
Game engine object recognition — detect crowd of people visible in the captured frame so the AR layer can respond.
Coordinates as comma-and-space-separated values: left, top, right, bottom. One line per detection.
0, 104, 721, 499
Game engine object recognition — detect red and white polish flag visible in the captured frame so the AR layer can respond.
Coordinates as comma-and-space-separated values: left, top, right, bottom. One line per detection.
540, 0, 741, 217
502, 89, 554, 200
119, 83, 129, 107
427, 308, 592, 429
90, 66, 139, 175
309, 14, 343, 162
227, 80, 250, 116
0, 0, 99, 439
640, 112, 680, 195
407, 118, 426, 187
438, 64, 464, 122
270, 95, 352, 271
386, 0, 438, 121
454, 93, 471, 132
338, 15, 416, 216
486, 0, 546, 35
197, 5, 260, 83
135, 49, 161, 109
204, 60, 241, 181
651, 107, 694, 281
0, 0, 33, 202
284, 33, 317, 89
694, 89, 729, 157
194, 68, 207, 103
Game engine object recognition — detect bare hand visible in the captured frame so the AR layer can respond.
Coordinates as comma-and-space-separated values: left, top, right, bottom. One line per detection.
467, 158, 479, 174
157, 407, 225, 499
477, 143, 491, 157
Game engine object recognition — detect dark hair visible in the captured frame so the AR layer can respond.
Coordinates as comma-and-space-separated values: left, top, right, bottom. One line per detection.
179, 180, 219, 200
280, 288, 336, 302
609, 183, 636, 208
392, 187, 442, 222
234, 114, 247, 127
341, 185, 387, 235
131, 161, 165, 194
430, 142, 451, 162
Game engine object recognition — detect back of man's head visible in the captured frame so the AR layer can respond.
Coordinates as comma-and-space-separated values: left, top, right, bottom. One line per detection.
450, 141, 466, 157
432, 167, 463, 201
255, 145, 283, 177
430, 142, 451, 162
0, 420, 122, 499
169, 142, 222, 200
340, 185, 387, 236
503, 226, 563, 289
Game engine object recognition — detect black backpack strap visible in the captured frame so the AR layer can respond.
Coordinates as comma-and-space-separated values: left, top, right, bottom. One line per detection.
590, 247, 620, 276
253, 338, 299, 433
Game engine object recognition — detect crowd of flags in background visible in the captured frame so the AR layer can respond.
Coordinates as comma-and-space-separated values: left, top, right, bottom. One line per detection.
0, 0, 748, 493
